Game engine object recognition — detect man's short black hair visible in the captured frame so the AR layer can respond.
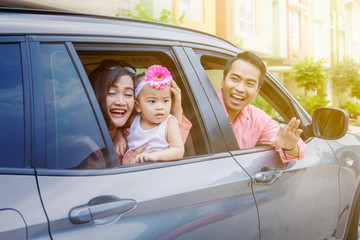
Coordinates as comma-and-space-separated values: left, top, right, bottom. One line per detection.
223, 51, 267, 88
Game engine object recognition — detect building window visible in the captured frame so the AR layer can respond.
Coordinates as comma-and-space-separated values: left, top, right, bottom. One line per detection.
179, 0, 203, 22
289, 10, 300, 50
233, 0, 254, 34
314, 21, 322, 59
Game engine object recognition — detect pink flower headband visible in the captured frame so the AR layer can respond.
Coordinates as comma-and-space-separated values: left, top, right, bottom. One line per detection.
135, 65, 173, 98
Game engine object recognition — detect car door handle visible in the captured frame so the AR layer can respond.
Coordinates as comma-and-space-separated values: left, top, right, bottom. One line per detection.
69, 196, 137, 224
255, 167, 282, 185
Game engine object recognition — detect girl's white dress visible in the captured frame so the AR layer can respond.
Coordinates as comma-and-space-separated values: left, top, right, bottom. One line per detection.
124, 114, 176, 157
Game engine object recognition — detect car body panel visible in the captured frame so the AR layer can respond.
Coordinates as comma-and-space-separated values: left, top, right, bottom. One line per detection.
0, 171, 50, 240
36, 156, 259, 240
0, 9, 239, 54
327, 134, 360, 238
231, 138, 340, 240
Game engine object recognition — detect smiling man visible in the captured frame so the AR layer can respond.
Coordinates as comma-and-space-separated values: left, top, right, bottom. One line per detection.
217, 51, 307, 162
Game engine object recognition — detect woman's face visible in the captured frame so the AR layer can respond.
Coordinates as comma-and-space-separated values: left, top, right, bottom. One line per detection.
106, 75, 134, 128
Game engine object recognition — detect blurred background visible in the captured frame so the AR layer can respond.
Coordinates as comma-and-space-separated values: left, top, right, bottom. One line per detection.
1, 0, 359, 134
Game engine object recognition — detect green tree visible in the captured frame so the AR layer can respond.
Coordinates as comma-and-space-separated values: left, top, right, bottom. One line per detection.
294, 93, 330, 116
289, 55, 329, 108
330, 58, 360, 105
118, 4, 185, 25
352, 79, 360, 100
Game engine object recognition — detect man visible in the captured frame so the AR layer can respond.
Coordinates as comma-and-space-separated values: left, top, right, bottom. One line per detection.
217, 51, 307, 162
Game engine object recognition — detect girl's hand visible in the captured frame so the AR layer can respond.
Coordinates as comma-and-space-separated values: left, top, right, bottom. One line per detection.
135, 152, 157, 163
170, 80, 183, 123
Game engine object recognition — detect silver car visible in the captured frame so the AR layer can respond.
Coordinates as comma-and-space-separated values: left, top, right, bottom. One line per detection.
0, 7, 360, 240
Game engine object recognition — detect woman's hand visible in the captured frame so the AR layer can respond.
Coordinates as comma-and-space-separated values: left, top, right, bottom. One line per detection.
112, 128, 127, 157
122, 145, 151, 165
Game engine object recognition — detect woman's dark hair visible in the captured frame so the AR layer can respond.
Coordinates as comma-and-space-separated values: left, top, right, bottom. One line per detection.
223, 51, 267, 88
88, 59, 136, 129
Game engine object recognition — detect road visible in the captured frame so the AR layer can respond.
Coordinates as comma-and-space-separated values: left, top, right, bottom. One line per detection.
349, 125, 360, 136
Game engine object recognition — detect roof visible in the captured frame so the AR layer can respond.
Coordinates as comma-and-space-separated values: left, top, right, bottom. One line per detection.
0, 7, 239, 53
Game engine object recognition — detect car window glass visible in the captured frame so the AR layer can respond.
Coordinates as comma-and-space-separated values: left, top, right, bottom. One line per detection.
40, 44, 109, 169
77, 49, 208, 158
0, 43, 25, 168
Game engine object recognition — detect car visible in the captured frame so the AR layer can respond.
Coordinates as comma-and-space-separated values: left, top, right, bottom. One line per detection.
1, 7, 360, 240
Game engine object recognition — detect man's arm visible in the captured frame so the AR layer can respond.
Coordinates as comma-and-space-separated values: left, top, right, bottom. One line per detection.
259, 116, 308, 163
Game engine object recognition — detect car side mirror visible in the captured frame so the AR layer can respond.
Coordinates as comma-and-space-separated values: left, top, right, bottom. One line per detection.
312, 107, 349, 140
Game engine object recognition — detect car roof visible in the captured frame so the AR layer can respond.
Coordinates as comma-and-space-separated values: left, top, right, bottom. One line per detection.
0, 7, 239, 52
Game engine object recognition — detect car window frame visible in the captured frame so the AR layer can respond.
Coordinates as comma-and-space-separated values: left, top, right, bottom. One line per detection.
187, 48, 311, 148
29, 40, 118, 169
0, 36, 32, 172
73, 43, 212, 155
182, 47, 240, 151
27, 36, 232, 174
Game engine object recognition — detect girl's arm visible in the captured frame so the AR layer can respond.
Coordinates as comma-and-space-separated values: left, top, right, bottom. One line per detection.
136, 117, 184, 162
170, 81, 192, 143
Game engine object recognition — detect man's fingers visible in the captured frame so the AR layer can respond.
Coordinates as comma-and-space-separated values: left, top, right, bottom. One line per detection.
279, 124, 286, 133
286, 117, 300, 132
295, 129, 303, 137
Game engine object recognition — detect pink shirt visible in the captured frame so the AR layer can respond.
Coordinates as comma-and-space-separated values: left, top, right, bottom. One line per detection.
217, 90, 307, 163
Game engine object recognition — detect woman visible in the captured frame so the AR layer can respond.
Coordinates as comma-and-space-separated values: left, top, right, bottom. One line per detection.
78, 59, 191, 167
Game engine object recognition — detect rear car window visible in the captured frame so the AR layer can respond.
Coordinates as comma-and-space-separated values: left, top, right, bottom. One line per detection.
0, 43, 25, 168
40, 44, 108, 169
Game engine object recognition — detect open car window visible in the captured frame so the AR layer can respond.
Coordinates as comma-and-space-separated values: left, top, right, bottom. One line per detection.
75, 46, 208, 161
196, 52, 305, 146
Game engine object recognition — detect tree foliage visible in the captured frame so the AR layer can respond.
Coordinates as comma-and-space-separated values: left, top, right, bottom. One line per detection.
294, 93, 330, 116
289, 55, 329, 108
330, 58, 360, 103
118, 4, 185, 25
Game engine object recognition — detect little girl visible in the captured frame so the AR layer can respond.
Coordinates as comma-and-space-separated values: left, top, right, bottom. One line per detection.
122, 65, 184, 163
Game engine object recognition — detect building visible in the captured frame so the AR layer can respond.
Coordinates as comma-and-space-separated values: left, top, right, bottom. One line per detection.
2, 0, 359, 106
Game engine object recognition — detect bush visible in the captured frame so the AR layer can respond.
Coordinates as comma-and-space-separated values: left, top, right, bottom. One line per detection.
252, 95, 277, 117
340, 101, 360, 119
294, 93, 330, 116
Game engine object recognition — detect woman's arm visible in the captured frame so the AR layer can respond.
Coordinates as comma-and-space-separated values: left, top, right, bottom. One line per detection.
112, 113, 137, 157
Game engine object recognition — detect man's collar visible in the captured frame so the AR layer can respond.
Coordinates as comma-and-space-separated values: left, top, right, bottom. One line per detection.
217, 89, 250, 123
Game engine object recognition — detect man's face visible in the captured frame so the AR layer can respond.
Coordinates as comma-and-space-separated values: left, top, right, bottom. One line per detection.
221, 59, 260, 118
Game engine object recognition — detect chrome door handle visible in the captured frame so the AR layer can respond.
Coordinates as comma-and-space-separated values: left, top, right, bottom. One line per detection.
255, 167, 282, 185
69, 196, 137, 224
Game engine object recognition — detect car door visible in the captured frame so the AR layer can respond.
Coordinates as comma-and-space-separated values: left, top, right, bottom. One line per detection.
31, 39, 259, 240
0, 38, 50, 239
186, 48, 341, 240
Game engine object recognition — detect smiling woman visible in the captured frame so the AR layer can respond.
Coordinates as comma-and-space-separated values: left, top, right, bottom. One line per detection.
88, 59, 136, 139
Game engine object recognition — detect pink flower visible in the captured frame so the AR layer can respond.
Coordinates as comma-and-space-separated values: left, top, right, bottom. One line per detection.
145, 65, 173, 89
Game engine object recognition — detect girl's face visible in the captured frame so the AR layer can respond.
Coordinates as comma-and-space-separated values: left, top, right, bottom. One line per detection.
106, 75, 134, 128
135, 84, 172, 128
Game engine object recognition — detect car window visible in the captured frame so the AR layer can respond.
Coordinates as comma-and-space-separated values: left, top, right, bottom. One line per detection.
75, 47, 208, 158
0, 43, 25, 168
39, 44, 110, 169
199, 54, 283, 122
